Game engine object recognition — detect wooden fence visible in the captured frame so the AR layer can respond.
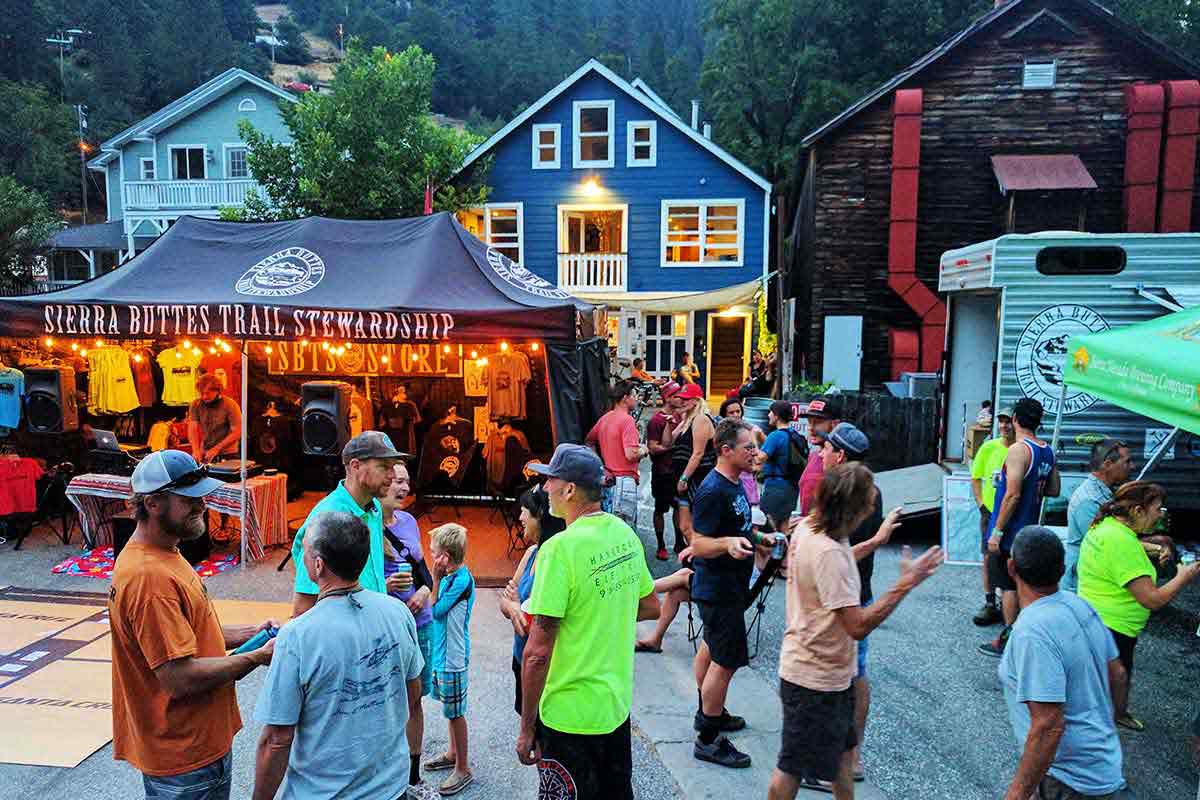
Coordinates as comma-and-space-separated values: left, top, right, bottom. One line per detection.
784, 392, 939, 473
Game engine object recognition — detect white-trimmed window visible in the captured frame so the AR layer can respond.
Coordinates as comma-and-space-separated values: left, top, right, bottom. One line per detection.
237, 97, 257, 112
455, 202, 524, 265
169, 145, 206, 180
1022, 59, 1056, 89
226, 146, 249, 179
573, 100, 614, 168
139, 157, 156, 181
627, 120, 657, 167
661, 199, 745, 266
532, 123, 560, 169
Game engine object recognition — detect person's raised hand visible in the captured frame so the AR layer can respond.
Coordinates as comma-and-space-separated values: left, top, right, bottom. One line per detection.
876, 507, 903, 544
900, 545, 944, 588
255, 618, 280, 635
727, 537, 754, 560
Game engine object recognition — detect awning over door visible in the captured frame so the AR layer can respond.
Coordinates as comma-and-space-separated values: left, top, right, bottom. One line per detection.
991, 155, 1098, 195
577, 277, 763, 313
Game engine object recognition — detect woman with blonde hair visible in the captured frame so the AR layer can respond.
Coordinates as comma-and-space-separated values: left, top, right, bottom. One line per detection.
1078, 481, 1200, 731
663, 383, 716, 547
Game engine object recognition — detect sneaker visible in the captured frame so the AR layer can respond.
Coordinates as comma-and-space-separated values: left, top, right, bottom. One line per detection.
656, 547, 669, 561
978, 627, 1009, 657
972, 603, 1002, 626
693, 708, 747, 732
693, 735, 751, 768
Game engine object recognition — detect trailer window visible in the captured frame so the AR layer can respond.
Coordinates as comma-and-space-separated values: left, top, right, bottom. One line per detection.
1036, 246, 1126, 276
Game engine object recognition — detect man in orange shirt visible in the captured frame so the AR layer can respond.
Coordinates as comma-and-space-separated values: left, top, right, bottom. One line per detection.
109, 450, 277, 799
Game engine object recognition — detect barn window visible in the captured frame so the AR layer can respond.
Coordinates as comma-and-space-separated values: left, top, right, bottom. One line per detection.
1023, 60, 1057, 90
1036, 246, 1125, 275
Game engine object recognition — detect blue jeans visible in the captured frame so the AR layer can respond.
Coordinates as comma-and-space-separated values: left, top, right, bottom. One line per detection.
142, 752, 232, 800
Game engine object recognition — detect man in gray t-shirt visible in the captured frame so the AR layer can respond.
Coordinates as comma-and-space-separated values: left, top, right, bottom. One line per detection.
1000, 526, 1130, 800
253, 512, 424, 800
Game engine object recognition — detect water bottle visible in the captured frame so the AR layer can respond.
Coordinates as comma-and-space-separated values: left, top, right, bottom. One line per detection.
233, 625, 278, 654
771, 534, 786, 561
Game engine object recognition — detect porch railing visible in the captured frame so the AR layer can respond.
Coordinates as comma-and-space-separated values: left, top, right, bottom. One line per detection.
122, 179, 261, 210
557, 252, 627, 293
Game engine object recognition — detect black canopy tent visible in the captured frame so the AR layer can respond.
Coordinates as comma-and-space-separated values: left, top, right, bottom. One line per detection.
0, 213, 606, 564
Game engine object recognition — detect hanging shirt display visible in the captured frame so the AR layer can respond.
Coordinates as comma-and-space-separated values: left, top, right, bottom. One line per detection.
379, 396, 421, 455
483, 425, 531, 494
199, 350, 243, 401
418, 414, 475, 489
486, 351, 531, 420
130, 348, 157, 408
87, 347, 140, 414
157, 347, 203, 406
0, 366, 24, 429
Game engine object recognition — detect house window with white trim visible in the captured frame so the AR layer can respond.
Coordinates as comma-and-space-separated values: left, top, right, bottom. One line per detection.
1022, 59, 1056, 89
661, 200, 745, 266
227, 147, 249, 178
532, 123, 560, 169
627, 120, 656, 167
139, 158, 156, 181
170, 146, 206, 180
455, 203, 524, 265
573, 100, 614, 168
238, 97, 257, 112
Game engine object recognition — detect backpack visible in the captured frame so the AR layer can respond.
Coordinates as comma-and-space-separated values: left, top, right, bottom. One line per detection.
783, 429, 808, 483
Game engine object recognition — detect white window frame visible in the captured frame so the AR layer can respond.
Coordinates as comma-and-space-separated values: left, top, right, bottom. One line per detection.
223, 143, 250, 179
531, 123, 561, 169
660, 199, 746, 267
572, 100, 615, 169
642, 311, 694, 379
139, 157, 156, 181
237, 97, 257, 112
1022, 59, 1057, 89
626, 120, 657, 167
458, 203, 524, 266
167, 144, 207, 180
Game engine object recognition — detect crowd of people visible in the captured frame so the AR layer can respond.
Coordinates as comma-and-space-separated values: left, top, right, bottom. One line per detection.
103, 374, 1197, 800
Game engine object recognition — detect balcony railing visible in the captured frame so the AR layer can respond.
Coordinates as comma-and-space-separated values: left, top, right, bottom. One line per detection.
557, 252, 627, 293
122, 179, 261, 211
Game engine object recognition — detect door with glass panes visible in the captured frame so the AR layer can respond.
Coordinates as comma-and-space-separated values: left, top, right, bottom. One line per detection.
643, 313, 690, 379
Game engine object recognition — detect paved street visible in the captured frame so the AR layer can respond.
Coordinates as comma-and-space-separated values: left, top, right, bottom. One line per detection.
3, 491, 1200, 799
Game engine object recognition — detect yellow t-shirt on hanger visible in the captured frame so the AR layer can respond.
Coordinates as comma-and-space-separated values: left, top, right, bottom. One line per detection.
157, 347, 203, 406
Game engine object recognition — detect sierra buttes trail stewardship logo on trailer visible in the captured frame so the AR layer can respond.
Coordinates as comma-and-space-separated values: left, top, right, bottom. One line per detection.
485, 247, 571, 300
235, 247, 326, 297
1015, 304, 1110, 416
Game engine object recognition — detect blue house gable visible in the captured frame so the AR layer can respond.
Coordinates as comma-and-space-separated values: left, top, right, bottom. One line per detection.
455, 60, 771, 399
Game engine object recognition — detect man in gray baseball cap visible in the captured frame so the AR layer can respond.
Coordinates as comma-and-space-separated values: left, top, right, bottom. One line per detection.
110, 449, 276, 795
289, 430, 408, 617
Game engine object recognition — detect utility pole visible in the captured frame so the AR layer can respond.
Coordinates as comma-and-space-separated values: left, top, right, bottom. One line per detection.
337, 23, 345, 54
45, 27, 85, 101
270, 22, 277, 65
76, 104, 89, 225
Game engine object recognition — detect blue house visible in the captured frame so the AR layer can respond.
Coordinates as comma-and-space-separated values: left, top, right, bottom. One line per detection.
46, 69, 295, 285
454, 60, 772, 400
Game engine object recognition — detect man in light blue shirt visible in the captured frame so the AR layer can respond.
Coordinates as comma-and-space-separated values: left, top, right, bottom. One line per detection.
1064, 439, 1132, 592
253, 511, 424, 800
1000, 526, 1130, 800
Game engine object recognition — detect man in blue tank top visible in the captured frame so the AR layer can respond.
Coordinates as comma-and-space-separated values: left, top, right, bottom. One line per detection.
979, 398, 1060, 657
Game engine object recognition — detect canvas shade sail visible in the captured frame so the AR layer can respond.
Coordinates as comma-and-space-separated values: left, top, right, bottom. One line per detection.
1062, 305, 1200, 436
2, 213, 590, 344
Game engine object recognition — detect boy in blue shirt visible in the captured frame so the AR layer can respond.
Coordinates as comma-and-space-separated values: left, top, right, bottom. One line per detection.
423, 523, 475, 796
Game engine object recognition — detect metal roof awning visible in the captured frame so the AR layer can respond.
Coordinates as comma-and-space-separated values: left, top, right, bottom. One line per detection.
44, 220, 125, 251
576, 277, 763, 313
991, 155, 1098, 195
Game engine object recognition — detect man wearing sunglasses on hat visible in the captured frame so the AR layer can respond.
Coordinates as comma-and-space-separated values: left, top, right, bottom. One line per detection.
109, 450, 278, 800
1064, 439, 1133, 593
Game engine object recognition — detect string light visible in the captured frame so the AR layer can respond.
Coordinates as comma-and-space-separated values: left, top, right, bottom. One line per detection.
175, 350, 182, 359
80, 349, 88, 357
191, 347, 201, 357
300, 338, 309, 347
321, 341, 330, 351
264, 344, 273, 355
335, 346, 345, 356
442, 345, 450, 354
381, 355, 390, 364
345, 342, 353, 350
220, 342, 232, 353
70, 343, 79, 351
500, 341, 509, 352
133, 354, 143, 363
182, 339, 191, 349
411, 352, 419, 362
214, 338, 223, 347
209, 346, 217, 355
94, 338, 103, 348
531, 342, 540, 352
43, 337, 54, 347
469, 349, 478, 359
478, 357, 489, 367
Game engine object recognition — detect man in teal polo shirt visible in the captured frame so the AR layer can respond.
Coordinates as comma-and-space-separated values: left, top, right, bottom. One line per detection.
290, 430, 408, 617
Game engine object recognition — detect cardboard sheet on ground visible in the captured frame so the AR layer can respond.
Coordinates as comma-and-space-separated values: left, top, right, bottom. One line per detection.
0, 588, 289, 768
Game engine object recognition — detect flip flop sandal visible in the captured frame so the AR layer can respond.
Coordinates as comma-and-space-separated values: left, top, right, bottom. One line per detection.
1116, 714, 1145, 732
854, 768, 865, 782
635, 642, 663, 653
439, 772, 475, 796
423, 753, 456, 771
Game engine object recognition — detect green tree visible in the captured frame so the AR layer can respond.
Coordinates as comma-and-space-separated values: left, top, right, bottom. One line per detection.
0, 178, 60, 290
231, 44, 490, 221
0, 81, 78, 204
274, 16, 313, 65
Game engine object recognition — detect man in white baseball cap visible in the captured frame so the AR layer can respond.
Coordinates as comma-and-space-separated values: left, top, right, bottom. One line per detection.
109, 449, 277, 799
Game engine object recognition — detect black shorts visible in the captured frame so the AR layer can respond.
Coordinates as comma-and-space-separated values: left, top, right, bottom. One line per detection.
987, 550, 1016, 592
537, 717, 632, 800
651, 473, 676, 515
760, 480, 799, 525
1108, 628, 1138, 677
512, 655, 523, 715
777, 679, 857, 782
696, 600, 749, 670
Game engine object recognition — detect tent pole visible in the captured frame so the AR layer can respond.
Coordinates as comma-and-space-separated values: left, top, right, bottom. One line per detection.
240, 339, 248, 570
1039, 380, 1069, 524
1137, 427, 1180, 481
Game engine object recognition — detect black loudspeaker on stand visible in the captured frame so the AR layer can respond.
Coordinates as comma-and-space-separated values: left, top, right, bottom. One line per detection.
300, 381, 352, 455
24, 366, 79, 433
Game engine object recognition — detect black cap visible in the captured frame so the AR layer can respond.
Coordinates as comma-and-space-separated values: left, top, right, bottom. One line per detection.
803, 395, 843, 420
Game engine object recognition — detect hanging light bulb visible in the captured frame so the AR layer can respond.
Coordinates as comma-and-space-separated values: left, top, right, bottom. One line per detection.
336, 346, 346, 356
264, 344, 273, 355
321, 341, 330, 351
531, 342, 540, 352
345, 342, 353, 350
411, 352, 419, 362
95, 338, 103, 348
191, 347, 201, 357
220, 342, 232, 353
442, 344, 451, 354
44, 337, 54, 347
175, 350, 182, 359
500, 341, 509, 352
480, 357, 489, 366
214, 337, 223, 347
381, 355, 390, 364
300, 338, 309, 347
70, 342, 79, 351
208, 346, 217, 355
80, 349, 88, 357
133, 353, 143, 363
182, 339, 191, 349
469, 349, 478, 359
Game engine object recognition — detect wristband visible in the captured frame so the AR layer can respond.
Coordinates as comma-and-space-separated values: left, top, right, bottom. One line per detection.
990, 530, 1004, 541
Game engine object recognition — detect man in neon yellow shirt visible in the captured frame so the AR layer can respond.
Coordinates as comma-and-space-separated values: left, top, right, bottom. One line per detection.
971, 408, 1014, 626
517, 444, 659, 798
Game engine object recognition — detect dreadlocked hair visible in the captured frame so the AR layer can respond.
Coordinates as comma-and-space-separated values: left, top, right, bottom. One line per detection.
810, 462, 876, 540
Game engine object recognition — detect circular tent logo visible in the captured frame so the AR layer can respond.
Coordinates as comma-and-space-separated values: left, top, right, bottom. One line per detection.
235, 247, 325, 297
485, 247, 572, 300
1015, 304, 1110, 416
